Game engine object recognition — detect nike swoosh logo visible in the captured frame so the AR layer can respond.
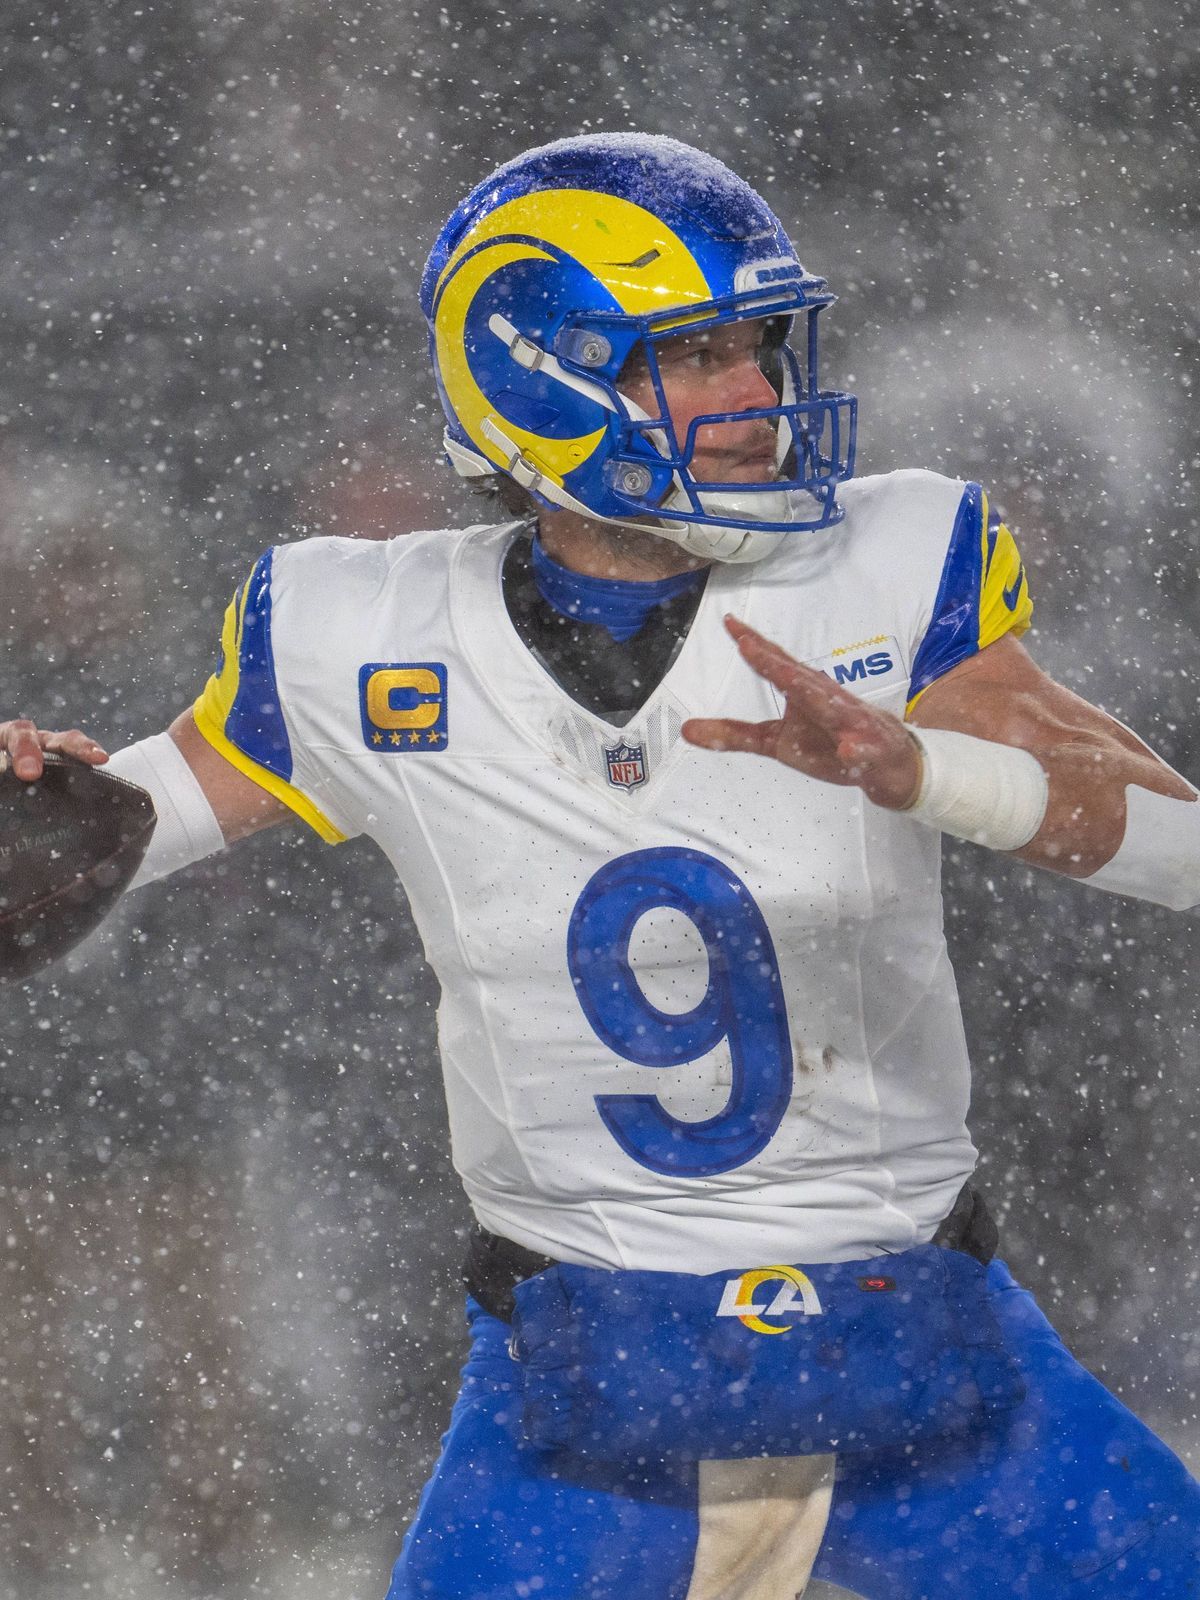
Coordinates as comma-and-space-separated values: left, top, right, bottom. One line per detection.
1002, 565, 1025, 611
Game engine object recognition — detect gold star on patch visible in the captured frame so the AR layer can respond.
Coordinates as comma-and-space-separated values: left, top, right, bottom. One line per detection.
389, 732, 401, 746
408, 730, 421, 745
426, 730, 443, 744
372, 732, 383, 746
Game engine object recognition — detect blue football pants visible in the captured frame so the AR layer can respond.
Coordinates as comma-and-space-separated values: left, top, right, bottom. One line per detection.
385, 1260, 1200, 1598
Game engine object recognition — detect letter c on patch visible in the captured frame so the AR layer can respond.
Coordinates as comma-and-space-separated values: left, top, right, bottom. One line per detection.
366, 667, 442, 731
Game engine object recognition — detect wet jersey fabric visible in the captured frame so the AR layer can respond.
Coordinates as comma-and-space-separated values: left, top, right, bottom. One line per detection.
384, 1263, 1200, 1600
189, 474, 1200, 1595
193, 468, 1033, 1273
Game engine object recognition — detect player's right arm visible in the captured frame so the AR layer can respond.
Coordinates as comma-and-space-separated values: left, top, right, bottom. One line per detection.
0, 712, 292, 844
163, 708, 293, 842
2, 538, 336, 855
5, 539, 365, 881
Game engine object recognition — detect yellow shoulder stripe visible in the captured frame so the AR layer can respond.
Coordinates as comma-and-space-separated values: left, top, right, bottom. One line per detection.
192, 686, 347, 844
193, 581, 342, 842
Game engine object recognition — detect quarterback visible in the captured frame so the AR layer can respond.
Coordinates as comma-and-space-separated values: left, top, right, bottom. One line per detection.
5, 135, 1200, 1597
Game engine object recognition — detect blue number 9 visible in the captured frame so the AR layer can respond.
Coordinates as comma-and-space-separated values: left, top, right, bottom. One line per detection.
567, 848, 793, 1176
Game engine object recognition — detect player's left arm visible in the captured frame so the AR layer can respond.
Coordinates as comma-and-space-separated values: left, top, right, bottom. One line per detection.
682, 616, 1199, 907
906, 630, 1194, 877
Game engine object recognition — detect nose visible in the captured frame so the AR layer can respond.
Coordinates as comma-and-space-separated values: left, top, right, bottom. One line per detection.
726, 353, 778, 414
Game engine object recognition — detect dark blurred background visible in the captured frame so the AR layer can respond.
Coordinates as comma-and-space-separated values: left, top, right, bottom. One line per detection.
1, 3, 1197, 1596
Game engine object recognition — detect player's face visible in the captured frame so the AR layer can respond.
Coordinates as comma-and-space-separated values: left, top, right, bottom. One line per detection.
621, 320, 780, 484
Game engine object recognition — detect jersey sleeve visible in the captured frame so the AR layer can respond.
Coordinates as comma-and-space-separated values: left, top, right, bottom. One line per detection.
192, 548, 351, 843
906, 482, 1033, 711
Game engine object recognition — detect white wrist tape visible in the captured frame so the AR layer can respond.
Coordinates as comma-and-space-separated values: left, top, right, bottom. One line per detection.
105, 732, 226, 891
903, 726, 1049, 851
1082, 783, 1200, 911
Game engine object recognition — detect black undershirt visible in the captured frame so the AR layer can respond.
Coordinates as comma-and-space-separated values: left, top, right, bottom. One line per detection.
500, 532, 708, 726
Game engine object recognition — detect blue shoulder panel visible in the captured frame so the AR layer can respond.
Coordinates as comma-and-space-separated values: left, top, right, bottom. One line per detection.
223, 548, 294, 782
907, 483, 985, 702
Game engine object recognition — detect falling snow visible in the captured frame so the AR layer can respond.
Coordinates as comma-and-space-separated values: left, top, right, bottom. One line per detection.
1, 2, 1198, 1597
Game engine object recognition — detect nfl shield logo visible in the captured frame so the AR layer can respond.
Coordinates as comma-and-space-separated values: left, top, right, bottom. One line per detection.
604, 740, 647, 791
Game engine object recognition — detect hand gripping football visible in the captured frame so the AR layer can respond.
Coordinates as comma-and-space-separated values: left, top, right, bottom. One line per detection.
0, 752, 156, 981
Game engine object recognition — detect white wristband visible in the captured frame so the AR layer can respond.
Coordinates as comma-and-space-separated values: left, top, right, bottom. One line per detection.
903, 726, 1049, 852
1082, 783, 1200, 911
105, 732, 226, 890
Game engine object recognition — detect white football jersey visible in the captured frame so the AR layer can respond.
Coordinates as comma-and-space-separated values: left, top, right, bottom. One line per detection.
194, 468, 1032, 1272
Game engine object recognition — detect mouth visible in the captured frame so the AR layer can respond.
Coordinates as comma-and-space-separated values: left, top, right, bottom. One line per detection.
694, 448, 777, 482
732, 446, 777, 471
687, 426, 780, 484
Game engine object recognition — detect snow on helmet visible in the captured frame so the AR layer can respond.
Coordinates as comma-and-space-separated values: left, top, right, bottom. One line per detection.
420, 133, 857, 562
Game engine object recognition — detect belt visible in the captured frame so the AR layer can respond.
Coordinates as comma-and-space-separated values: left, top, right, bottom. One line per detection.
463, 1181, 999, 1324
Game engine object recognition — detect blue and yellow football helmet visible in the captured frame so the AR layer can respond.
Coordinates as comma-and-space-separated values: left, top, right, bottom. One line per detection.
420, 133, 857, 562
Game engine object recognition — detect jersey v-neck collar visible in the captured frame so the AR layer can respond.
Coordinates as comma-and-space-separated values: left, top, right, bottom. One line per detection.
448, 522, 759, 776
502, 535, 707, 726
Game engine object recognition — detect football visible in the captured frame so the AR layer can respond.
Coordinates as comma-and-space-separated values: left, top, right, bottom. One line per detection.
0, 752, 156, 981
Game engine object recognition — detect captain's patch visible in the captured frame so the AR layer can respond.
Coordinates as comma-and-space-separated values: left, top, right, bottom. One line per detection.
359, 662, 449, 751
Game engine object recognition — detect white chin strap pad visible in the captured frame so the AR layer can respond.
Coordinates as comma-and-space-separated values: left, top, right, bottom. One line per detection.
654, 517, 789, 564
105, 733, 225, 891
1083, 783, 1200, 911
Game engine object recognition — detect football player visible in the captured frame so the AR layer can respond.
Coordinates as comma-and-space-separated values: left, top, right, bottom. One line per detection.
5, 134, 1199, 1597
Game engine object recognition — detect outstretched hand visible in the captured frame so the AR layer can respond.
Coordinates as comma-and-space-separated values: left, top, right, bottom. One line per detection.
681, 617, 923, 811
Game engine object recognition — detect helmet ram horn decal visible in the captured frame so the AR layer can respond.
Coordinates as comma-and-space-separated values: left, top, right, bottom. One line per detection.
420, 133, 857, 563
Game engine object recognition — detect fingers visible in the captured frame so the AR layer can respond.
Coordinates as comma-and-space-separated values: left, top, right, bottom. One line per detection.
1, 720, 108, 783
42, 728, 110, 765
724, 616, 857, 733
1, 720, 45, 781
703, 619, 921, 799
724, 616, 803, 684
681, 716, 780, 756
